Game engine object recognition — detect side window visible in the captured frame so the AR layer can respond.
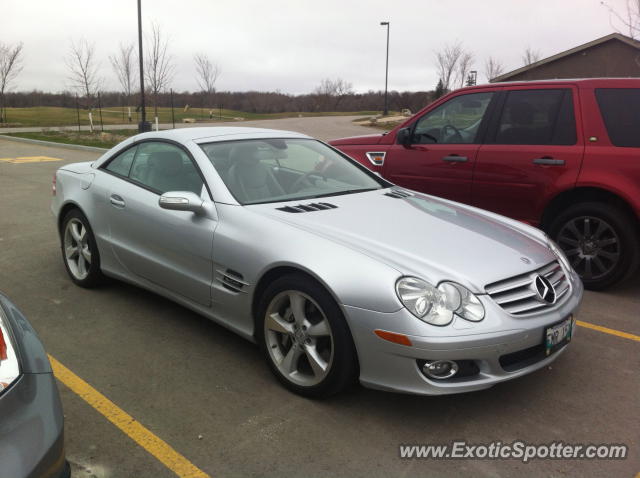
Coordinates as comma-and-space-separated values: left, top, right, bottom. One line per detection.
104, 146, 137, 177
129, 142, 204, 195
595, 88, 640, 147
495, 89, 576, 145
413, 92, 493, 144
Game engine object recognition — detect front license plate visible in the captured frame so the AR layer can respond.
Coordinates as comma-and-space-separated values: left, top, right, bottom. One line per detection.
545, 316, 573, 356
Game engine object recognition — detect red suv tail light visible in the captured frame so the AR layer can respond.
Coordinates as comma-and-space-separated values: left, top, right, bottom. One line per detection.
52, 173, 57, 196
0, 329, 6, 361
0, 309, 20, 391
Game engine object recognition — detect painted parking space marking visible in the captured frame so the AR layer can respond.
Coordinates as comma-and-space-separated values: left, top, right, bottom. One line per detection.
45, 322, 633, 478
577, 320, 640, 342
49, 355, 210, 478
0, 155, 62, 163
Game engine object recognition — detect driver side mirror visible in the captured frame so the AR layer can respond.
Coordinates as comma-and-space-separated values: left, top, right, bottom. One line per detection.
396, 127, 412, 147
159, 191, 205, 214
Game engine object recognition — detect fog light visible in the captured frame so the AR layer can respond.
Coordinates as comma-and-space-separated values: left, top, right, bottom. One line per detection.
423, 360, 459, 379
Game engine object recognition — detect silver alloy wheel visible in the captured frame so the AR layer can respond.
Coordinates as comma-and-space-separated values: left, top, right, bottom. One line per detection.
63, 218, 92, 280
264, 290, 334, 387
557, 215, 620, 280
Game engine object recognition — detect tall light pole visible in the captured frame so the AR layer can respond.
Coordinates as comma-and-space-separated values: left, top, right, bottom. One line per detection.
380, 21, 390, 116
137, 0, 150, 132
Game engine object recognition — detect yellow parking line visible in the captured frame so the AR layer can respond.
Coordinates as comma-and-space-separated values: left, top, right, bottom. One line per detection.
577, 320, 640, 342
48, 355, 210, 478
0, 155, 62, 163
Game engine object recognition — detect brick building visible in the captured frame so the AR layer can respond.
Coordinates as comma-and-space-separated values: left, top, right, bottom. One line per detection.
493, 33, 640, 82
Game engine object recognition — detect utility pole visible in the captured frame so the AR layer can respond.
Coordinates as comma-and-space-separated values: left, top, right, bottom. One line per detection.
75, 94, 81, 132
170, 88, 175, 129
380, 21, 390, 116
137, 0, 150, 132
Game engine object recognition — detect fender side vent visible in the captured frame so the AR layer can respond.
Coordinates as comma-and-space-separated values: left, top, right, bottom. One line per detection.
217, 268, 249, 293
276, 202, 338, 213
384, 189, 412, 198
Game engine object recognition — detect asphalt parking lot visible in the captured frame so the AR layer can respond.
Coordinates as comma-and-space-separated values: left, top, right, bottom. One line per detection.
0, 117, 638, 478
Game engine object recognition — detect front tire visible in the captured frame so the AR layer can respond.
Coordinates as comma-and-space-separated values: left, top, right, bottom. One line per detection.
256, 273, 358, 398
548, 202, 639, 290
61, 209, 104, 288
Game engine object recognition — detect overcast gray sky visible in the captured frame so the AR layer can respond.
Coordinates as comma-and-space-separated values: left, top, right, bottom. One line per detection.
4, 0, 623, 94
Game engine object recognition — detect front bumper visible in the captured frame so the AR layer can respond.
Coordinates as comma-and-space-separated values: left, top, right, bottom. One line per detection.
344, 277, 583, 395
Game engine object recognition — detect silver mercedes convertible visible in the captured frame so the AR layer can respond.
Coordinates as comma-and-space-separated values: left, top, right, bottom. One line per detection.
52, 127, 583, 397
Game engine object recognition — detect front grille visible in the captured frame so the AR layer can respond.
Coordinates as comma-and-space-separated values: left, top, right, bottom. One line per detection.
499, 343, 547, 371
485, 261, 571, 316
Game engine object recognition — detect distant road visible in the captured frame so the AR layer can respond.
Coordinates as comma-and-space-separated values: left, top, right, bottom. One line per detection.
0, 115, 380, 142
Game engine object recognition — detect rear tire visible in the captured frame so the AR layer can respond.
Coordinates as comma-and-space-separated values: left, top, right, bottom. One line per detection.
548, 202, 639, 290
60, 209, 105, 288
256, 273, 358, 398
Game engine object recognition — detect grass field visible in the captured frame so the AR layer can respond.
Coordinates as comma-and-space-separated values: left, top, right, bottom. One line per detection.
6, 130, 136, 148
0, 106, 379, 128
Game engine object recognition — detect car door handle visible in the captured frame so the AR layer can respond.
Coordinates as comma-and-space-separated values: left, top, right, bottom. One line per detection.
442, 155, 468, 163
109, 194, 125, 208
533, 158, 565, 166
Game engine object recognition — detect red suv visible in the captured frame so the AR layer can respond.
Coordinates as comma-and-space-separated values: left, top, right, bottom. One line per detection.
330, 79, 640, 290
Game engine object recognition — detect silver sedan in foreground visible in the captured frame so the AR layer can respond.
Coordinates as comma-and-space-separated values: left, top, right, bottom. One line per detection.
52, 127, 583, 397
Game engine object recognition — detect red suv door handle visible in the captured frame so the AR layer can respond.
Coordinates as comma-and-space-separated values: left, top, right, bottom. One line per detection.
533, 157, 565, 166
442, 155, 468, 163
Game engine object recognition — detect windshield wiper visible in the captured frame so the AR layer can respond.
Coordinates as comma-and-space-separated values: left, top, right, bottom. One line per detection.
245, 188, 380, 205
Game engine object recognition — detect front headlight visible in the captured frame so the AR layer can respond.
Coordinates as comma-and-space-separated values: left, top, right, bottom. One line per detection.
396, 277, 485, 326
547, 238, 572, 272
0, 309, 20, 393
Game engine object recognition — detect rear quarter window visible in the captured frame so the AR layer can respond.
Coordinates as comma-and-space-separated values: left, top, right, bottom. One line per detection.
104, 146, 137, 177
595, 88, 640, 147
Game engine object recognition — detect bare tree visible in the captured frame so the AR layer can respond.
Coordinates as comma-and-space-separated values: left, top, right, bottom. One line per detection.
0, 41, 23, 123
65, 39, 101, 106
484, 57, 505, 82
194, 53, 220, 109
314, 78, 354, 110
456, 51, 474, 88
522, 46, 541, 66
434, 42, 465, 91
109, 43, 136, 101
602, 0, 640, 39
144, 23, 175, 117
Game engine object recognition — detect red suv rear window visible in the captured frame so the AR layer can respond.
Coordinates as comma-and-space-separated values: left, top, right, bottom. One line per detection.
595, 88, 640, 147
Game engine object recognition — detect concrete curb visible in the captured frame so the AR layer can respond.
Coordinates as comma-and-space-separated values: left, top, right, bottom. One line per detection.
0, 134, 108, 152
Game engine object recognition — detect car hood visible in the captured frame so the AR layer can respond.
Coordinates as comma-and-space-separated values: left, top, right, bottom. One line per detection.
329, 133, 385, 146
252, 189, 556, 293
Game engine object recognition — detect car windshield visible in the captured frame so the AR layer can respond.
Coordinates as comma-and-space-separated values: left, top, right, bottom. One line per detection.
200, 138, 384, 204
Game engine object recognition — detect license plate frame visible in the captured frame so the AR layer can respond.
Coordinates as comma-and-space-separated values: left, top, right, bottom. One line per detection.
545, 315, 574, 356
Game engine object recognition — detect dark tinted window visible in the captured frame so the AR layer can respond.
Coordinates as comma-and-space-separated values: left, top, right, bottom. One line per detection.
105, 146, 136, 176
129, 142, 204, 195
495, 89, 576, 145
595, 88, 640, 147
